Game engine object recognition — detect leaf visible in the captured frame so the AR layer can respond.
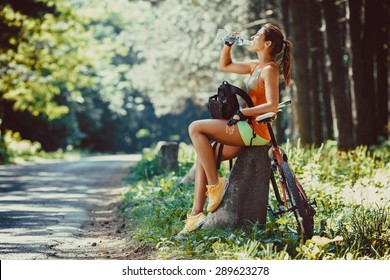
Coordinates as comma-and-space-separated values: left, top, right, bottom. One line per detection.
309, 235, 343, 246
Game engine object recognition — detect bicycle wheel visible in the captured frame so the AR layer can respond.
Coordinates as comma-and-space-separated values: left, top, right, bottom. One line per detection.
280, 161, 313, 239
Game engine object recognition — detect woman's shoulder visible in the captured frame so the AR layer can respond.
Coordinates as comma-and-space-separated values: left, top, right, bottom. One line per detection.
262, 61, 278, 70
261, 62, 279, 75
247, 61, 260, 74
260, 62, 279, 84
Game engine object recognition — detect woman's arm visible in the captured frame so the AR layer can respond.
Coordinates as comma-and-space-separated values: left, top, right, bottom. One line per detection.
240, 65, 279, 116
219, 44, 255, 74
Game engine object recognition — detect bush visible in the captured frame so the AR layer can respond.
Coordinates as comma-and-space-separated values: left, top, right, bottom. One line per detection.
1, 130, 81, 164
1, 131, 42, 163
342, 205, 390, 258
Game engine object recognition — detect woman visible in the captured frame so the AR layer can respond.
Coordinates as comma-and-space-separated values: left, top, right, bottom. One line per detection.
179, 23, 292, 234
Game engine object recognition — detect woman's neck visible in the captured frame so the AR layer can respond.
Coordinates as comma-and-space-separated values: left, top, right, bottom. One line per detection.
256, 52, 274, 66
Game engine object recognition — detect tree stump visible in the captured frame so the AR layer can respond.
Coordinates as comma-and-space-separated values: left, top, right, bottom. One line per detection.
202, 146, 271, 230
180, 164, 196, 185
155, 141, 179, 171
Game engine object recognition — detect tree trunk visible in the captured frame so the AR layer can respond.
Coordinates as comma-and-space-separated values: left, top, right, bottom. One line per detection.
321, 0, 354, 150
202, 146, 270, 230
279, 0, 300, 144
349, 0, 377, 146
279, 0, 290, 35
320, 57, 334, 141
308, 0, 324, 146
374, 0, 389, 139
348, 0, 365, 141
289, 0, 312, 145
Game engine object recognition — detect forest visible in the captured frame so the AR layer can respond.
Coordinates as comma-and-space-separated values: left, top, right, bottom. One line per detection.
0, 0, 388, 163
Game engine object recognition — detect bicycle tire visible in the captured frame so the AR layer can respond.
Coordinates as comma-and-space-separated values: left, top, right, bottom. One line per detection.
280, 161, 313, 239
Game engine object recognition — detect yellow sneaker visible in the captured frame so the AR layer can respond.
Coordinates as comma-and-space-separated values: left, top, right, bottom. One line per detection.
206, 177, 226, 212
178, 212, 206, 235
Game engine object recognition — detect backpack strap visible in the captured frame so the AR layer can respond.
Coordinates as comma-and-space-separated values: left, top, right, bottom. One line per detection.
224, 81, 254, 108
248, 120, 257, 146
224, 81, 258, 146
212, 141, 222, 170
212, 141, 233, 171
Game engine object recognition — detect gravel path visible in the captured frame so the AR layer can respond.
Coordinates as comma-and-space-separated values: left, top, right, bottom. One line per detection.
0, 154, 155, 259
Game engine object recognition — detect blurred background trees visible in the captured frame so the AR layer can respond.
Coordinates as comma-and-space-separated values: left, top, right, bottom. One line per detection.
0, 0, 388, 162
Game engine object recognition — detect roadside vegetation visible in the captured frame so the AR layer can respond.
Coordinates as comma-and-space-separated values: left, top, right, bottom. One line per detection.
0, 130, 85, 164
121, 141, 390, 260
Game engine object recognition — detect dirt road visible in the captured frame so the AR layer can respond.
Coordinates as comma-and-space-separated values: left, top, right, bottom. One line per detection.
0, 154, 154, 259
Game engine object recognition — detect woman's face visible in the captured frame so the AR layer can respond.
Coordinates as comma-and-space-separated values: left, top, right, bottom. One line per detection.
248, 28, 270, 53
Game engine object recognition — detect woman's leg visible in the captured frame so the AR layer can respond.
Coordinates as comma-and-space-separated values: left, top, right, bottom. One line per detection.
188, 119, 245, 185
191, 144, 241, 216
191, 156, 207, 215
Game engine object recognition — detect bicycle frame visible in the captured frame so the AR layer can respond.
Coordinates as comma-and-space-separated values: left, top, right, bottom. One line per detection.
263, 101, 316, 216
267, 122, 289, 209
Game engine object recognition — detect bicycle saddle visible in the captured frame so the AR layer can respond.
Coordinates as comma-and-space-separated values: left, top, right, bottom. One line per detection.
256, 112, 276, 123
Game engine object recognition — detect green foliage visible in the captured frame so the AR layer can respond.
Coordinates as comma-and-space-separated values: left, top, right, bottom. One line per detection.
341, 205, 390, 258
1, 0, 388, 159
0, 1, 89, 119
1, 0, 212, 156
128, 0, 253, 115
0, 0, 236, 154
0, 130, 82, 164
121, 141, 390, 259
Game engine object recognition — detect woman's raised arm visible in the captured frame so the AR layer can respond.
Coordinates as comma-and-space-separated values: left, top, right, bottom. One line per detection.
219, 44, 255, 74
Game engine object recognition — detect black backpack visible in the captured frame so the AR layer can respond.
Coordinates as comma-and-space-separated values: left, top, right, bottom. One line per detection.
207, 81, 256, 170
207, 81, 254, 119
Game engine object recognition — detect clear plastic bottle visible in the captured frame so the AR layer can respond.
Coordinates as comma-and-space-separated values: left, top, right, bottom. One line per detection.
215, 29, 250, 46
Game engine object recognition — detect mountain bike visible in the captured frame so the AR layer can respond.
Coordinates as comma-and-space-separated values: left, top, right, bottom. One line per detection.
256, 100, 317, 240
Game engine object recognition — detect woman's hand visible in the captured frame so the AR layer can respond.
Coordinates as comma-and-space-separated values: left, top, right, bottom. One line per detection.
226, 110, 250, 135
225, 31, 239, 46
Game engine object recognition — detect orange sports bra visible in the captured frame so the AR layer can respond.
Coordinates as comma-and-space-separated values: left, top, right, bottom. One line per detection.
244, 61, 278, 141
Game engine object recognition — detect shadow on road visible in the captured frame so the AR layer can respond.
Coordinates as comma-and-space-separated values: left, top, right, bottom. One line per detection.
0, 154, 141, 259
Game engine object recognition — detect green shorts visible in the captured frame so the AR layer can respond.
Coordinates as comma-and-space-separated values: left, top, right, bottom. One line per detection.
237, 121, 269, 146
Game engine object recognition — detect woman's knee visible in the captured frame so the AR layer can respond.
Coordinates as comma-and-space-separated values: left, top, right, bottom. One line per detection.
188, 120, 202, 137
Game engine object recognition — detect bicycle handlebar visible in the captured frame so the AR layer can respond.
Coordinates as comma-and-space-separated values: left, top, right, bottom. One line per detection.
256, 100, 291, 124
278, 100, 291, 110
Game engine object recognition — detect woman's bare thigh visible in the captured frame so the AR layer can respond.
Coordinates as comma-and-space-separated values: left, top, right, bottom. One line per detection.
189, 119, 245, 147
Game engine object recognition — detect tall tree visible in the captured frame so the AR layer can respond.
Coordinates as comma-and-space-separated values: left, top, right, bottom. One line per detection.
288, 0, 312, 145
308, 0, 324, 146
374, 0, 389, 140
349, 0, 377, 146
0, 0, 61, 160
321, 0, 354, 150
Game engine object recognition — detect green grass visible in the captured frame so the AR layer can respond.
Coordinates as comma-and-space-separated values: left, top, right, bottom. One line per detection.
121, 140, 390, 260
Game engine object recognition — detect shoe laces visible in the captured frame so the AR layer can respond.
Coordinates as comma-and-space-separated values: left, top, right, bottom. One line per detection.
205, 187, 215, 196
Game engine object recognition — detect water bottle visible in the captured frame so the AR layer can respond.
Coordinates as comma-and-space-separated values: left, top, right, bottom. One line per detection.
215, 29, 250, 46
